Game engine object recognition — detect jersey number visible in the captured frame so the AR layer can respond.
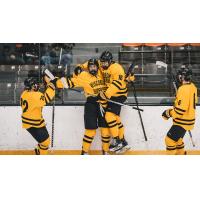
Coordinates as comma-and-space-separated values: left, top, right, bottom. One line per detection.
21, 98, 29, 113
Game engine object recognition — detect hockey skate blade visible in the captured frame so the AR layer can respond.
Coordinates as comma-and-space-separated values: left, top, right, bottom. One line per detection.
115, 145, 132, 154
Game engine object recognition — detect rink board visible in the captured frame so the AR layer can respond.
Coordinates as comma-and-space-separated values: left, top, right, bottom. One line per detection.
0, 106, 200, 154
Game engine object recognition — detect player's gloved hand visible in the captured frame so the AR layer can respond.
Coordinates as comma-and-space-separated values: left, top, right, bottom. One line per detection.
126, 73, 135, 82
162, 109, 172, 120
50, 77, 58, 88
74, 66, 83, 76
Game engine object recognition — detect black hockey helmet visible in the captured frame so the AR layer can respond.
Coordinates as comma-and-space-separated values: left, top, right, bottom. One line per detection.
177, 65, 192, 82
100, 51, 113, 70
52, 68, 65, 78
24, 77, 40, 91
100, 51, 113, 62
88, 58, 99, 76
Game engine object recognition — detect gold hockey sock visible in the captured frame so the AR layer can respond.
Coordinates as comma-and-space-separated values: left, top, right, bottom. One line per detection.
105, 112, 119, 138
82, 129, 96, 153
116, 116, 125, 140
176, 138, 185, 155
100, 128, 110, 152
36, 137, 50, 155
165, 136, 177, 155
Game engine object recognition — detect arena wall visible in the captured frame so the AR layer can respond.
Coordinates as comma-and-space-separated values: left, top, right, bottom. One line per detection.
0, 106, 200, 152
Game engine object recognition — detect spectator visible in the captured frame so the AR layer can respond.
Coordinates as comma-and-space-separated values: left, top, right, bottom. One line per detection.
40, 44, 51, 65
41, 43, 74, 68
16, 43, 39, 64
1, 44, 24, 65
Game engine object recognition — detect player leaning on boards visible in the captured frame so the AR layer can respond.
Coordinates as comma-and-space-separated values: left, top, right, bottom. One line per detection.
75, 51, 134, 153
20, 75, 56, 155
57, 58, 111, 155
162, 66, 198, 155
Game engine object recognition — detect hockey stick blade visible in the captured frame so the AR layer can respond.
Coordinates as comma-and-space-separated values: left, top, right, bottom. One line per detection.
44, 69, 55, 80
189, 131, 195, 147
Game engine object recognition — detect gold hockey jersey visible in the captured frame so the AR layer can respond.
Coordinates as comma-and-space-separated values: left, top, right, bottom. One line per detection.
101, 62, 128, 98
170, 83, 198, 130
20, 83, 55, 129
78, 61, 129, 98
57, 70, 107, 97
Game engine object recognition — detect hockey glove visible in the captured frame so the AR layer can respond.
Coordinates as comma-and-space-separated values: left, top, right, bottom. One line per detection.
50, 77, 58, 88
126, 73, 135, 82
74, 66, 83, 76
162, 109, 172, 120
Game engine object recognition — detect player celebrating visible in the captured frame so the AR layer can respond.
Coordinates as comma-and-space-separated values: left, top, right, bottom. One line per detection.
20, 75, 56, 155
74, 51, 132, 153
162, 66, 198, 155
98, 51, 131, 153
57, 58, 110, 155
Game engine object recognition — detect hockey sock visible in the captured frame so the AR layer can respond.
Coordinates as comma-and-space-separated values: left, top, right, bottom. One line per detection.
82, 129, 96, 153
176, 138, 185, 155
36, 137, 50, 155
100, 128, 110, 152
116, 116, 125, 140
165, 136, 177, 155
105, 112, 119, 138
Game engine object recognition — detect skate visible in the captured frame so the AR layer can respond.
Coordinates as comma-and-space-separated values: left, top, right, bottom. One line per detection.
81, 150, 89, 155
102, 150, 110, 155
115, 139, 131, 154
109, 137, 123, 152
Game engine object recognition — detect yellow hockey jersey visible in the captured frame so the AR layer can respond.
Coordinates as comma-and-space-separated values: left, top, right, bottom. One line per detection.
20, 83, 55, 129
79, 60, 129, 98
57, 70, 107, 97
170, 82, 198, 130
101, 62, 128, 98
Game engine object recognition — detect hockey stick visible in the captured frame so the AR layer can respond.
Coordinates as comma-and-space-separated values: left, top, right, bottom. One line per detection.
131, 82, 147, 141
105, 97, 143, 112
126, 63, 147, 141
156, 61, 195, 147
188, 131, 195, 147
52, 50, 62, 147
51, 48, 62, 148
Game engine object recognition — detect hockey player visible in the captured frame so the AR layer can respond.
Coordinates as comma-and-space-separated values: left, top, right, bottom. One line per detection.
98, 51, 130, 153
74, 51, 133, 153
57, 58, 111, 155
20, 75, 56, 155
162, 66, 198, 155
98, 52, 132, 153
